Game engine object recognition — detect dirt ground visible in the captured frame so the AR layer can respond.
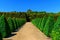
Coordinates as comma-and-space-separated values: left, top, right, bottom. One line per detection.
3, 22, 51, 40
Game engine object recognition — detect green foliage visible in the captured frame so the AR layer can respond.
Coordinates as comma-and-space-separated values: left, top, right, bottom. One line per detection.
32, 16, 55, 37
15, 18, 26, 29
15, 18, 19, 29
12, 18, 17, 30
32, 17, 47, 32
43, 16, 54, 37
0, 10, 60, 40
0, 15, 11, 38
19, 19, 26, 26
40, 16, 47, 32
7, 17, 15, 32
32, 18, 42, 29
37, 18, 42, 30
51, 16, 60, 40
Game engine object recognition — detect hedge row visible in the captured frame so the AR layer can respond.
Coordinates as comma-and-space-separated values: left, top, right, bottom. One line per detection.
0, 15, 26, 40
51, 16, 60, 40
32, 16, 60, 40
43, 16, 54, 37
32, 18, 42, 30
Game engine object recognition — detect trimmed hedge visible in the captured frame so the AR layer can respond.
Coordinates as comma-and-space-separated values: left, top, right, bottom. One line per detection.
0, 15, 11, 38
19, 19, 26, 26
12, 18, 17, 30
51, 16, 60, 40
15, 18, 26, 29
43, 16, 54, 37
40, 17, 47, 32
12, 18, 26, 31
7, 17, 15, 32
0, 16, 26, 38
0, 14, 26, 39
32, 16, 58, 40
32, 18, 42, 29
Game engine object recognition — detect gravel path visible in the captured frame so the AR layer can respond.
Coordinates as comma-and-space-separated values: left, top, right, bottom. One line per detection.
3, 22, 51, 40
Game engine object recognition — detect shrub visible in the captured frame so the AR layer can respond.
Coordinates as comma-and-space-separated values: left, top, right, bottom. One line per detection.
32, 18, 42, 29
51, 16, 60, 40
12, 17, 17, 30
0, 33, 2, 40
19, 19, 26, 27
0, 15, 11, 37
40, 16, 47, 32
37, 18, 42, 30
43, 16, 54, 37
15, 18, 19, 29
15, 18, 26, 28
7, 17, 15, 32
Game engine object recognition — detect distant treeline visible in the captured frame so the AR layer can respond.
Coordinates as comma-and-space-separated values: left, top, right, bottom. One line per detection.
0, 10, 60, 21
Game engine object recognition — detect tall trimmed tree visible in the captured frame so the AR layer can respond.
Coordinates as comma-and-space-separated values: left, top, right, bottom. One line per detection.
32, 18, 42, 29
12, 17, 17, 30
7, 17, 15, 32
15, 18, 19, 29
40, 16, 47, 32
0, 15, 11, 38
43, 16, 54, 37
37, 18, 42, 30
51, 16, 60, 40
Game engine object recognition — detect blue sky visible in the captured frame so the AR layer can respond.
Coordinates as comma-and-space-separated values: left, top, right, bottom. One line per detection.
0, 0, 60, 12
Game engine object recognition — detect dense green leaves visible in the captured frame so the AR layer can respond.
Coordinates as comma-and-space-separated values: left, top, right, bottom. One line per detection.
32, 18, 41, 29
0, 15, 11, 37
32, 17, 47, 32
51, 16, 60, 40
32, 18, 43, 31
12, 18, 17, 30
32, 16, 58, 40
7, 17, 15, 32
0, 15, 26, 38
43, 16, 54, 36
0, 11, 60, 40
